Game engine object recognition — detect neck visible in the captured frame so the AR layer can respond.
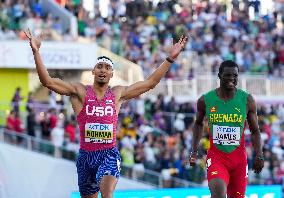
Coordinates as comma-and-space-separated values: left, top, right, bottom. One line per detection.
93, 83, 109, 93
218, 86, 236, 100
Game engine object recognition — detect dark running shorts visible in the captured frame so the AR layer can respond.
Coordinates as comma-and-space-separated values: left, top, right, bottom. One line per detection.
76, 147, 121, 196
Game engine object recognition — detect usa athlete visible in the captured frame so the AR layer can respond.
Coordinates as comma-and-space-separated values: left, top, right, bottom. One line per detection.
24, 29, 188, 198
189, 60, 264, 198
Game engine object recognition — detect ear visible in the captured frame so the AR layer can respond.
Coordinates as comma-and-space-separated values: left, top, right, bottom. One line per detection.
92, 69, 95, 75
111, 70, 114, 78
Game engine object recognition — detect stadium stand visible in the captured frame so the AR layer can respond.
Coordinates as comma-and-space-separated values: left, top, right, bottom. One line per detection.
2, 0, 284, 78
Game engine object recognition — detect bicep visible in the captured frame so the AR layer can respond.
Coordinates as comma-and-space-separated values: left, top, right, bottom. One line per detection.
247, 94, 259, 133
45, 78, 79, 96
120, 80, 154, 100
195, 96, 206, 125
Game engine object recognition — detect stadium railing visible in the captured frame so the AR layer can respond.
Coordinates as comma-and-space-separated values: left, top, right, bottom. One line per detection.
144, 75, 284, 99
0, 127, 200, 188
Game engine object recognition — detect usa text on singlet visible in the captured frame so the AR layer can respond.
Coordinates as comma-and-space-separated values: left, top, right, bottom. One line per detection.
77, 86, 118, 151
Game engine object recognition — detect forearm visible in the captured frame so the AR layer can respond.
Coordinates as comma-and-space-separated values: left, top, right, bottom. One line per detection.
33, 51, 52, 86
192, 122, 204, 152
146, 60, 171, 85
251, 131, 263, 156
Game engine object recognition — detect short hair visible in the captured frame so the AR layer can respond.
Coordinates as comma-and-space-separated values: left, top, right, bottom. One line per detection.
97, 56, 113, 64
218, 60, 239, 74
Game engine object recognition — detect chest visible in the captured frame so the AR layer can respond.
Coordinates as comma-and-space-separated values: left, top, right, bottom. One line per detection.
85, 99, 115, 117
206, 99, 246, 126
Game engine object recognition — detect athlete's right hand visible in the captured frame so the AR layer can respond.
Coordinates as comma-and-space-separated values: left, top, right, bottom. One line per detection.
189, 151, 197, 166
24, 28, 44, 53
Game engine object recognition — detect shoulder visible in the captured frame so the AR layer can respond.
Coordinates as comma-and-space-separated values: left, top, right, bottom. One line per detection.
202, 89, 215, 103
111, 85, 125, 99
237, 88, 249, 96
246, 93, 257, 111
197, 95, 206, 111
70, 82, 86, 98
73, 82, 86, 92
203, 89, 216, 100
237, 89, 250, 104
247, 93, 255, 104
238, 88, 254, 103
197, 95, 205, 103
74, 82, 86, 89
204, 89, 215, 96
111, 85, 124, 94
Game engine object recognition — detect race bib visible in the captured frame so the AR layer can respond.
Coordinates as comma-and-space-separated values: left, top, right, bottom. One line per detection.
212, 125, 240, 145
85, 123, 113, 143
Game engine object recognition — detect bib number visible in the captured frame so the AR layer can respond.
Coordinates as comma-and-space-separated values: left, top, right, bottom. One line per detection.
85, 123, 113, 143
212, 125, 240, 145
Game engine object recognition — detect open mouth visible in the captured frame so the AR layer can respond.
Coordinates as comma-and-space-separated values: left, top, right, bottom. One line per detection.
228, 81, 235, 86
98, 75, 106, 79
227, 81, 235, 87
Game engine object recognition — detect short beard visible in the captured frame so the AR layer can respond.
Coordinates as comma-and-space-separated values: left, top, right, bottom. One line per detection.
97, 80, 106, 86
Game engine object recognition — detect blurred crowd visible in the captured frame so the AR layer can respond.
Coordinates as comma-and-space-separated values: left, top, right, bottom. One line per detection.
0, 0, 73, 40
6, 87, 77, 149
3, 87, 284, 189
74, 0, 284, 78
2, 0, 284, 78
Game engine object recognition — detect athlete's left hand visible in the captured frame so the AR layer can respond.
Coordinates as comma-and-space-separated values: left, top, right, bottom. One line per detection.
253, 155, 264, 174
168, 35, 188, 59
24, 28, 44, 53
189, 151, 197, 166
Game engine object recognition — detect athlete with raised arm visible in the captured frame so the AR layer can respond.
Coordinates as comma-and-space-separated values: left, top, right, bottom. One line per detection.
189, 60, 264, 198
24, 29, 187, 198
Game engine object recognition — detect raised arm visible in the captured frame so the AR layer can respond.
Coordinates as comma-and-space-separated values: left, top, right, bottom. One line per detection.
247, 94, 264, 173
189, 96, 206, 166
24, 29, 79, 96
117, 35, 188, 101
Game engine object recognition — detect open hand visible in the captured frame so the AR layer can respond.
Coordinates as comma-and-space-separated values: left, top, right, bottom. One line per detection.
24, 29, 44, 53
168, 35, 188, 60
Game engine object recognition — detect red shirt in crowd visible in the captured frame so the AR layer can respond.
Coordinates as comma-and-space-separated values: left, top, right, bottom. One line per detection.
14, 117, 23, 133
49, 114, 58, 129
65, 124, 76, 143
6, 115, 15, 130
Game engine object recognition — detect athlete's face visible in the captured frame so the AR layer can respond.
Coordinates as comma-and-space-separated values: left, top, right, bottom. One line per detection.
219, 67, 238, 90
92, 63, 113, 85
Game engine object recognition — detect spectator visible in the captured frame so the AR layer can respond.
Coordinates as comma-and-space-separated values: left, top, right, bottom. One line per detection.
48, 108, 58, 130
6, 110, 16, 131
14, 112, 24, 144
51, 122, 64, 148
11, 87, 23, 112
48, 91, 57, 109
173, 113, 185, 133
64, 120, 76, 143
26, 92, 34, 111
14, 112, 23, 134
132, 143, 145, 180
26, 108, 36, 137
120, 143, 134, 177
40, 112, 51, 140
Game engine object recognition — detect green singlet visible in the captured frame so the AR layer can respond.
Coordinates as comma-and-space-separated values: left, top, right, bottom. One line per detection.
204, 89, 248, 153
